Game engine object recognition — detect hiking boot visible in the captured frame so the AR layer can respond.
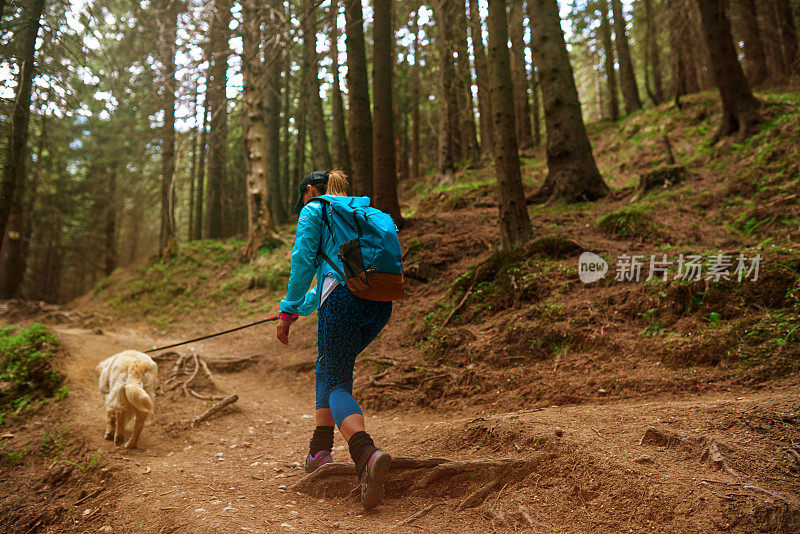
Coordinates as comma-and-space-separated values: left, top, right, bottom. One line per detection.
359, 449, 391, 511
304, 450, 333, 473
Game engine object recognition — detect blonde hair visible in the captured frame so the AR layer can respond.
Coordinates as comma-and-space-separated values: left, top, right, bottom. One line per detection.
325, 169, 349, 196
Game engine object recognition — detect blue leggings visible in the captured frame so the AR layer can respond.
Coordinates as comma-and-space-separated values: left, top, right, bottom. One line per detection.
316, 284, 392, 428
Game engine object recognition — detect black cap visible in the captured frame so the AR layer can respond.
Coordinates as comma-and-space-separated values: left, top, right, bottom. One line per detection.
293, 170, 329, 214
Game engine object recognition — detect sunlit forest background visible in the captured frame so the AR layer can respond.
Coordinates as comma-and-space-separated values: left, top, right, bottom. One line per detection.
1, 0, 798, 303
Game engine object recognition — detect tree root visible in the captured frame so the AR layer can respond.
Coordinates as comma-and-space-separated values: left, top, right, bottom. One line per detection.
391, 503, 442, 529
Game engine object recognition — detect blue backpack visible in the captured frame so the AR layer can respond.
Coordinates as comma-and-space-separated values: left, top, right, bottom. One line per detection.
314, 197, 405, 301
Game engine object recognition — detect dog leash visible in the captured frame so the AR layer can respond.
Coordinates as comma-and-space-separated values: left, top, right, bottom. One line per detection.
144, 314, 281, 353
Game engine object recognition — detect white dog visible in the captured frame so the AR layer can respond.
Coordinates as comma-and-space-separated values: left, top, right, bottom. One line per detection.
96, 350, 157, 448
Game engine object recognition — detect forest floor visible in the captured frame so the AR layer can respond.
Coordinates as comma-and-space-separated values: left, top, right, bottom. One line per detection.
2, 90, 800, 532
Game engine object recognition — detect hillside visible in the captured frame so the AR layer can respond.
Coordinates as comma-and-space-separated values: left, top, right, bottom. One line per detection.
1, 90, 799, 533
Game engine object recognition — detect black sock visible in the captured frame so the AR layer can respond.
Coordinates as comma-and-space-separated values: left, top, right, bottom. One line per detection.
348, 430, 378, 477
309, 426, 334, 456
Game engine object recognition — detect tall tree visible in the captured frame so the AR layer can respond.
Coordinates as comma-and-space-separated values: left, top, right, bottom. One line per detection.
158, 0, 177, 258
598, 0, 619, 120
453, 1, 480, 161
372, 0, 402, 224
734, 0, 768, 86
758, 0, 787, 81
0, 0, 45, 258
775, 0, 798, 74
468, 0, 493, 160
410, 6, 422, 179
193, 95, 208, 240
508, 1, 534, 150
643, 0, 664, 104
302, 0, 331, 170
205, 0, 231, 239
242, 0, 280, 258
329, 3, 351, 175
486, 0, 532, 249
529, 0, 609, 202
695, 0, 761, 142
525, 1, 542, 145
610, 0, 642, 113
434, 0, 456, 181
343, 0, 373, 197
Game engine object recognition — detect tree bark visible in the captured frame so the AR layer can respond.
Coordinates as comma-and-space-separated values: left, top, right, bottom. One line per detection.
159, 0, 177, 258
775, 0, 798, 74
695, 0, 762, 143
508, 1, 534, 150
610, 0, 642, 113
302, 0, 331, 170
453, 0, 479, 161
733, 0, 768, 86
469, 0, 493, 159
371, 0, 402, 224
644, 0, 664, 104
280, 46, 292, 217
598, 0, 619, 120
758, 0, 787, 81
0, 0, 45, 259
265, 1, 284, 225
194, 93, 208, 240
242, 0, 278, 259
189, 88, 199, 240
486, 0, 532, 250
529, 0, 609, 203
434, 0, 455, 181
205, 0, 231, 239
525, 1, 542, 145
411, 6, 422, 180
329, 3, 351, 176
103, 170, 117, 275
343, 0, 373, 198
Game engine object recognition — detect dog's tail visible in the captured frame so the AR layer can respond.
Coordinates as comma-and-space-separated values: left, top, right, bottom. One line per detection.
124, 361, 154, 413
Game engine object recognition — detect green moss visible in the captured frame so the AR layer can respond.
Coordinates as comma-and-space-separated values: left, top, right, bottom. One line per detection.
597, 206, 661, 240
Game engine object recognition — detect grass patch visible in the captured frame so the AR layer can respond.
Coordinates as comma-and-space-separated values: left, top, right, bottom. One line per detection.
597, 206, 661, 240
0, 323, 65, 426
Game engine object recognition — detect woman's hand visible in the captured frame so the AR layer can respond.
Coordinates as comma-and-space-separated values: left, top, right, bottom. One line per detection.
276, 312, 298, 345
277, 319, 292, 345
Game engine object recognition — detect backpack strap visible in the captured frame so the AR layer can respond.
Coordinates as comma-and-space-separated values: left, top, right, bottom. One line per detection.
311, 198, 347, 281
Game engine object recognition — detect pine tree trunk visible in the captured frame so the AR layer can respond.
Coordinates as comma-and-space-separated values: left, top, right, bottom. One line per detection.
159, 0, 177, 258
194, 95, 208, 240
189, 89, 199, 240
644, 0, 664, 104
734, 0, 768, 85
242, 0, 278, 259
411, 7, 422, 180
486, 0, 532, 250
469, 0, 494, 159
453, 0, 479, 161
508, 1, 534, 150
372, 0, 402, 224
0, 0, 44, 259
695, 0, 762, 142
434, 0, 455, 181
598, 0, 619, 120
0, 177, 25, 298
329, 3, 351, 176
525, 1, 542, 145
667, 0, 688, 101
103, 170, 117, 275
293, 94, 307, 197
280, 48, 292, 216
758, 0, 787, 81
775, 0, 798, 74
302, 0, 331, 170
343, 0, 373, 197
529, 0, 609, 203
265, 2, 283, 225
206, 0, 231, 239
611, 0, 642, 113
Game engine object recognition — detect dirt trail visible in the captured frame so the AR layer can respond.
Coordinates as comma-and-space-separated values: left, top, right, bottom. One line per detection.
12, 321, 800, 533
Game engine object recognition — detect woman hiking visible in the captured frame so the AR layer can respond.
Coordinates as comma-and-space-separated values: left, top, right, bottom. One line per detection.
276, 170, 393, 511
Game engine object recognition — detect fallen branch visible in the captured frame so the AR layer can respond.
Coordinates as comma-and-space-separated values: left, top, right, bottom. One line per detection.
191, 394, 238, 426
74, 488, 102, 506
391, 503, 441, 529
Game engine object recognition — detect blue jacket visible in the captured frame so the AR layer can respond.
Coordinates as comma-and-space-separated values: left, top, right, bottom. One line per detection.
279, 195, 370, 316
